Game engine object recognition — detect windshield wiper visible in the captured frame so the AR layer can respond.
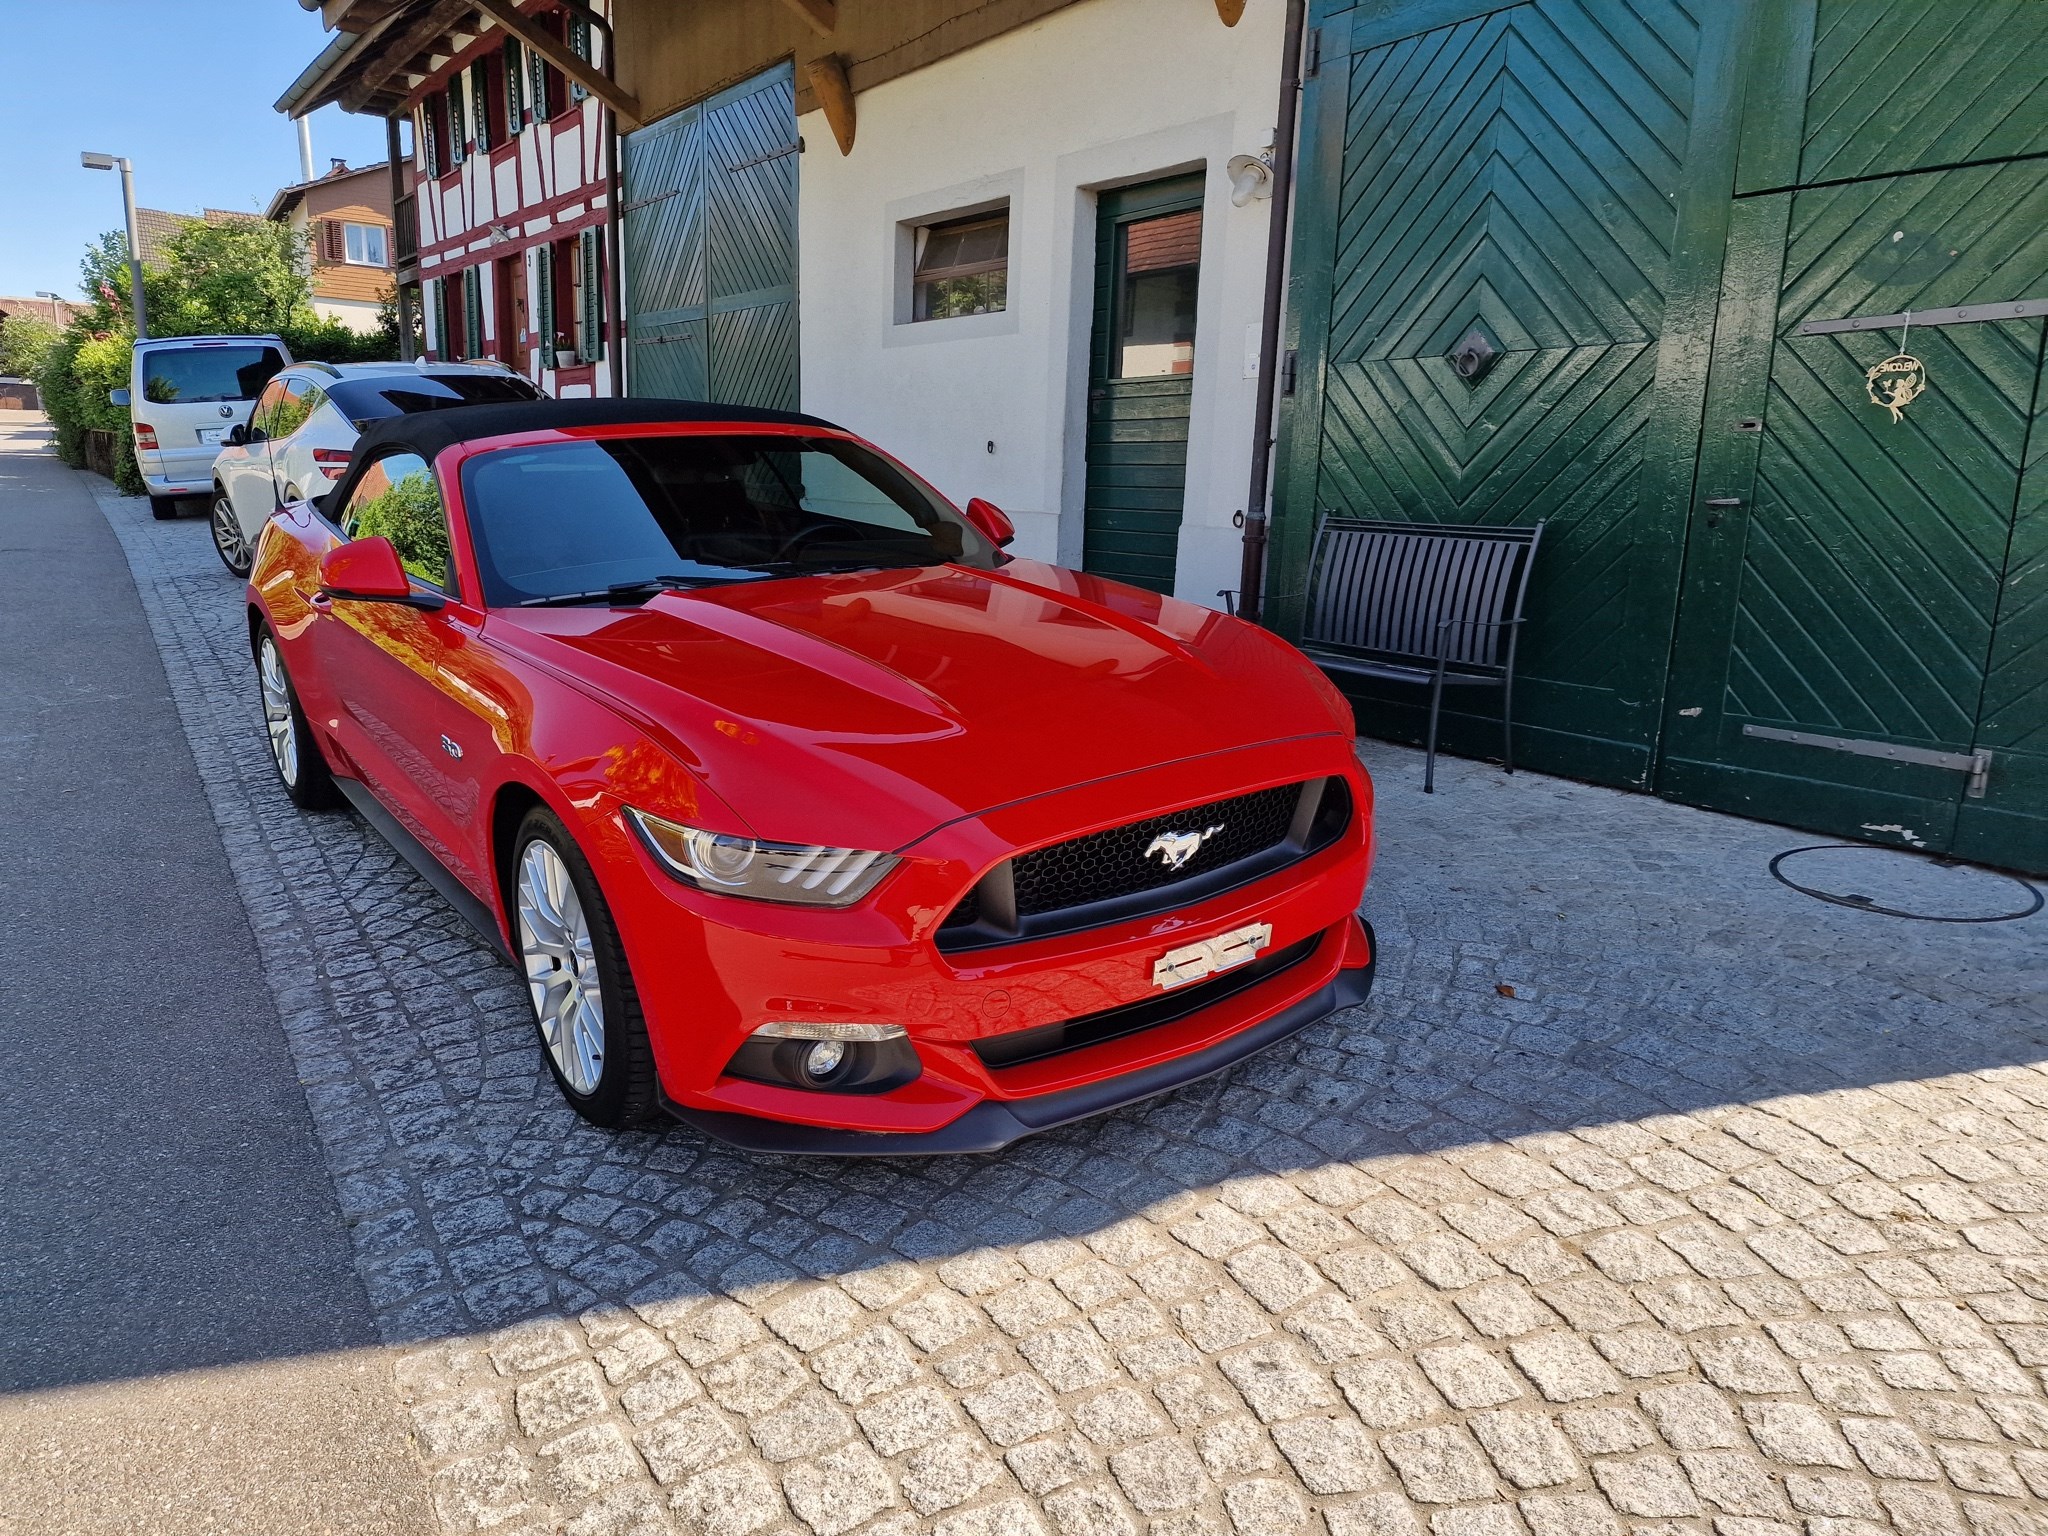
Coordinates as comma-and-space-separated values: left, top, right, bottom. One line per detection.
517, 575, 736, 608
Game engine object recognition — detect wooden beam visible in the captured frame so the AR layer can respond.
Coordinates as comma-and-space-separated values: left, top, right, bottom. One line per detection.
356, 0, 473, 97
1215, 0, 1245, 23
470, 0, 643, 125
805, 54, 856, 155
777, 0, 837, 35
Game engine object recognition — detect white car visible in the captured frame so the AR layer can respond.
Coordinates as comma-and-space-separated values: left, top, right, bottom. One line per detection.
116, 335, 292, 519
208, 359, 542, 575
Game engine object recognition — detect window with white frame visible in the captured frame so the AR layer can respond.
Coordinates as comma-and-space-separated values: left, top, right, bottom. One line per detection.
344, 223, 390, 267
912, 208, 1008, 321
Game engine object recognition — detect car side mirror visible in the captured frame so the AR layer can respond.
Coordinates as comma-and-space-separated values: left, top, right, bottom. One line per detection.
224, 422, 249, 448
318, 536, 442, 609
108, 387, 130, 407
964, 497, 1015, 548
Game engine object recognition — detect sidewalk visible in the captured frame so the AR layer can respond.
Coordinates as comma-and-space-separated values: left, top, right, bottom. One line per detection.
0, 412, 433, 1535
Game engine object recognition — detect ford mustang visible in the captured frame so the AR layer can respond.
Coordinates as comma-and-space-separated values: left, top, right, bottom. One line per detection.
245, 399, 1374, 1153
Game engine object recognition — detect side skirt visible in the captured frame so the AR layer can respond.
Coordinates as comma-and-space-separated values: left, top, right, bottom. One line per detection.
333, 777, 514, 960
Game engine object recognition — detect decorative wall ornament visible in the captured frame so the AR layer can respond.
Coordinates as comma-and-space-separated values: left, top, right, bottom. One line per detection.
1866, 312, 1927, 423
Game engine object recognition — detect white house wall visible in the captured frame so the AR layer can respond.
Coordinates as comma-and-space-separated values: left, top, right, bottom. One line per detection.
796, 0, 1287, 608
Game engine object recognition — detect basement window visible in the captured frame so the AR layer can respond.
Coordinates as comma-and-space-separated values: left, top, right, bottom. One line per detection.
912, 210, 1008, 322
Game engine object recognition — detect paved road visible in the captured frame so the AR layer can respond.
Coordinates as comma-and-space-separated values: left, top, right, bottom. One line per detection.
75, 429, 2048, 1536
0, 414, 433, 1534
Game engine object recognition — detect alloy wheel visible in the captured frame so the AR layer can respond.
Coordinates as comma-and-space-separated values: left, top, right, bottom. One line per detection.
211, 495, 250, 575
517, 840, 605, 1095
257, 636, 298, 786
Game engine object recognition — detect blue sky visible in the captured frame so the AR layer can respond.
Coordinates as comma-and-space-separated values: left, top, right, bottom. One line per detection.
0, 1, 393, 300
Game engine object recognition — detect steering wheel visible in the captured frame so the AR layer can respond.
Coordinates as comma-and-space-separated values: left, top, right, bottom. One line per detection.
771, 521, 865, 565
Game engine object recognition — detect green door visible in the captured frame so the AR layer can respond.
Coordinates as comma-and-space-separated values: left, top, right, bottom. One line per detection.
1659, 1, 2048, 871
1271, 0, 1740, 786
1082, 176, 1205, 593
622, 64, 798, 409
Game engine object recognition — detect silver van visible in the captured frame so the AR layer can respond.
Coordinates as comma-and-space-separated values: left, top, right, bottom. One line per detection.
113, 336, 291, 518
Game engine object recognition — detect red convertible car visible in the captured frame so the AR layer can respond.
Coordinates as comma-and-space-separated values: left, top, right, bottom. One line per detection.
246, 400, 1374, 1153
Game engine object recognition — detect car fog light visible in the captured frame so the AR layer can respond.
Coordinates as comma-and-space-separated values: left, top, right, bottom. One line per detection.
802, 1039, 846, 1079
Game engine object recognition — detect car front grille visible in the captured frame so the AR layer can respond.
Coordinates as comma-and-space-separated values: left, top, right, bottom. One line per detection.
1010, 784, 1300, 916
938, 777, 1352, 951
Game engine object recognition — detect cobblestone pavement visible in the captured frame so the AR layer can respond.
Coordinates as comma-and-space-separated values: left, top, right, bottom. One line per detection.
86, 472, 2048, 1536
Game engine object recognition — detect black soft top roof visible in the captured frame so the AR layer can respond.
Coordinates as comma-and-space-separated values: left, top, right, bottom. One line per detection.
349, 397, 844, 467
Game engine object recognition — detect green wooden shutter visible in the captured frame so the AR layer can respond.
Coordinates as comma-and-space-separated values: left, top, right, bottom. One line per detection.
577, 228, 602, 363
470, 59, 493, 151
535, 243, 554, 367
430, 277, 447, 359
448, 79, 466, 164
529, 37, 550, 123
463, 269, 484, 361
569, 17, 591, 103
504, 39, 524, 136
421, 101, 439, 178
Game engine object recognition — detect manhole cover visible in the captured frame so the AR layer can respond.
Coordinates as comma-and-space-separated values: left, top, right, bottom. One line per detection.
1770, 843, 2042, 923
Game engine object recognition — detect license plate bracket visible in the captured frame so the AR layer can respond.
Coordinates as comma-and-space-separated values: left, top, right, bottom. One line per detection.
1152, 921, 1273, 990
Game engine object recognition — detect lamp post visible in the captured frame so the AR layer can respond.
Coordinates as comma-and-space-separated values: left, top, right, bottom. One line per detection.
80, 152, 147, 339
34, 291, 63, 325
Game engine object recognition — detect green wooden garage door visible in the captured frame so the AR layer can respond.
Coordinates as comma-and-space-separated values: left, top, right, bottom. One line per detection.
622, 64, 798, 410
1278, 0, 2048, 871
1271, 0, 1738, 788
1659, 1, 2048, 872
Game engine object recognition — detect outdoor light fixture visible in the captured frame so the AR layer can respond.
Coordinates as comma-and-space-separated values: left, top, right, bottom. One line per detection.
1227, 148, 1276, 207
34, 291, 62, 323
80, 151, 147, 338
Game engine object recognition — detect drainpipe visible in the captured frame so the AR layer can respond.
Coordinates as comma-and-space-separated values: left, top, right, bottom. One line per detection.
386, 114, 419, 362
562, 0, 627, 399
1234, 0, 1307, 626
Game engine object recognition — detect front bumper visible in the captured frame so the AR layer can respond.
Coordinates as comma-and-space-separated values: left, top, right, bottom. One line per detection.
662, 919, 1376, 1155
597, 736, 1376, 1149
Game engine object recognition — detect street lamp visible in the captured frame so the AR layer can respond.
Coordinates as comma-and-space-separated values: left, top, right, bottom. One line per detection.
34, 291, 63, 325
80, 151, 147, 339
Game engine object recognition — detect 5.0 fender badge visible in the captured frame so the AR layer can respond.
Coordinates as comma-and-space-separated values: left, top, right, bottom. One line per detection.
440, 735, 463, 759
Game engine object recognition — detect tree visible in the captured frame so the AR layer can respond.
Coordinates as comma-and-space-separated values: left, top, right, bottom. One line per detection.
152, 218, 315, 336
0, 313, 60, 379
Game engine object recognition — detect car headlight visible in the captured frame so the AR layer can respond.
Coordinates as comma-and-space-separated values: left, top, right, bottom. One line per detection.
624, 807, 898, 906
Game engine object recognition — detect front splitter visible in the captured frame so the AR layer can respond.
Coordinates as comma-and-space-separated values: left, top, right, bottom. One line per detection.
660, 928, 1377, 1157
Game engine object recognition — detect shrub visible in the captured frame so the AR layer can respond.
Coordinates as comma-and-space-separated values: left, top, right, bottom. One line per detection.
0, 314, 60, 380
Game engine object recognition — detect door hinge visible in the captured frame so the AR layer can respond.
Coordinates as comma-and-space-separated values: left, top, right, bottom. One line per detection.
1742, 724, 1993, 798
1281, 348, 1299, 395
1304, 28, 1321, 78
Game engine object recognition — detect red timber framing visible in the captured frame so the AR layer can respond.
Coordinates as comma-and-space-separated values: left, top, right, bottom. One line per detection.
401, 1, 618, 397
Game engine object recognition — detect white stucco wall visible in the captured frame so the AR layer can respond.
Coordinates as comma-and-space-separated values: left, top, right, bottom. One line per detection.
796, 0, 1287, 608
313, 296, 385, 334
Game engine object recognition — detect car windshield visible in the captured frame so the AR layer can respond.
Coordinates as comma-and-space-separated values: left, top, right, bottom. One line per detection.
141, 345, 286, 404
326, 373, 542, 428
461, 433, 1000, 605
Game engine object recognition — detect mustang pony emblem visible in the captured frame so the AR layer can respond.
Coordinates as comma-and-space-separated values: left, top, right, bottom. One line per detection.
1145, 824, 1223, 872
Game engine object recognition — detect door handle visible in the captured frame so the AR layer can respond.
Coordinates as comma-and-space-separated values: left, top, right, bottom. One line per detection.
1703, 496, 1742, 529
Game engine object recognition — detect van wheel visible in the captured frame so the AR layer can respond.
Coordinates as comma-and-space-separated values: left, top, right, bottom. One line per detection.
150, 495, 181, 520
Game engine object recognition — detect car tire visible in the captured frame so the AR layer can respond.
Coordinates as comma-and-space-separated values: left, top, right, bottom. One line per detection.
512, 806, 663, 1129
211, 490, 254, 576
254, 626, 340, 810
149, 494, 181, 520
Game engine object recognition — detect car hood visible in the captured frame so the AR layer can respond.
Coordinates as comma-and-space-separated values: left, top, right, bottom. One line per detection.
494, 560, 1348, 848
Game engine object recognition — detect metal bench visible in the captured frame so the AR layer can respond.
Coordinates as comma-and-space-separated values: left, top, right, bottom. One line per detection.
1299, 516, 1544, 793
